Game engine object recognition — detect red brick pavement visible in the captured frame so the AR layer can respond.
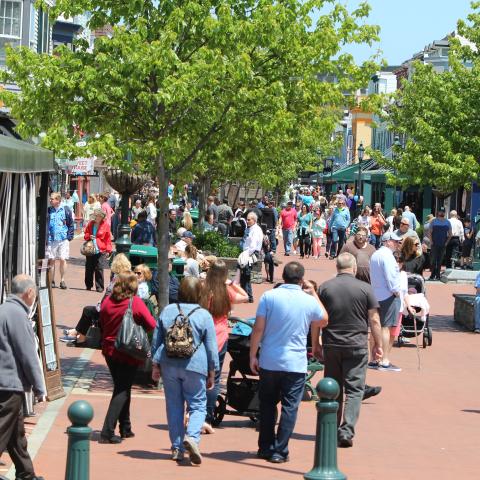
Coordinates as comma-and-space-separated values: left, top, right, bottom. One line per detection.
4, 238, 480, 480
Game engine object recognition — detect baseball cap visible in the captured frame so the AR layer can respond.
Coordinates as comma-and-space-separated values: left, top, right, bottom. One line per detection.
182, 231, 195, 239
381, 231, 402, 242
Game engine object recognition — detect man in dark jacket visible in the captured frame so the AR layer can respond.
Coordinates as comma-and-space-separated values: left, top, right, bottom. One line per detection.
0, 275, 46, 480
131, 210, 156, 246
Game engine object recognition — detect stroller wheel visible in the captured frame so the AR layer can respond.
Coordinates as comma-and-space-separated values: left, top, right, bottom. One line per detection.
212, 395, 226, 427
422, 333, 428, 349
427, 327, 433, 346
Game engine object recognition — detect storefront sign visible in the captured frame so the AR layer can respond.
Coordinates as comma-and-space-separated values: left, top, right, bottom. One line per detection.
69, 157, 95, 175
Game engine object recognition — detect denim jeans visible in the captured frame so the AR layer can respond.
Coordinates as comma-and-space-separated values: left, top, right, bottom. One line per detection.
206, 341, 228, 424
475, 296, 480, 330
431, 245, 446, 279
258, 368, 306, 458
161, 365, 207, 451
282, 229, 293, 254
370, 234, 382, 250
330, 228, 346, 257
269, 229, 277, 253
240, 265, 253, 302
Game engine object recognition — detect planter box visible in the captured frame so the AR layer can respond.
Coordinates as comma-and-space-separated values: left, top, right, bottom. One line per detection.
218, 256, 263, 284
453, 294, 476, 331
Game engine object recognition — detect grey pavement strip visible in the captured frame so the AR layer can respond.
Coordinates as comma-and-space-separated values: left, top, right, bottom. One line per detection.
5, 348, 95, 480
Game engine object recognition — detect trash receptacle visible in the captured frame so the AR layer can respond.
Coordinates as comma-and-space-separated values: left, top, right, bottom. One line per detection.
171, 256, 186, 279
129, 245, 158, 269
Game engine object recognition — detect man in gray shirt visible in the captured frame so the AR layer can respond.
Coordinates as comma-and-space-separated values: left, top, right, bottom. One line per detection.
0, 275, 46, 480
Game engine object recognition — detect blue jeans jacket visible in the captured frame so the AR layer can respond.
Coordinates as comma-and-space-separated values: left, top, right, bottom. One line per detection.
151, 303, 219, 375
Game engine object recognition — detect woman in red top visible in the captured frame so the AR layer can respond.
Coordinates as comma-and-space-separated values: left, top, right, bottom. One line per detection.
84, 208, 112, 292
370, 204, 387, 249
200, 260, 248, 432
99, 272, 156, 443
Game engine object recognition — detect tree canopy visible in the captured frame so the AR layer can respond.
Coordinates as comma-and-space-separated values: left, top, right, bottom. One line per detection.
1, 0, 379, 306
377, 3, 480, 194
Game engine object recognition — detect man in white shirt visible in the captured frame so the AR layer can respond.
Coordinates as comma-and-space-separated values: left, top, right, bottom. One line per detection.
146, 195, 157, 227
369, 231, 402, 372
237, 212, 264, 303
445, 210, 465, 268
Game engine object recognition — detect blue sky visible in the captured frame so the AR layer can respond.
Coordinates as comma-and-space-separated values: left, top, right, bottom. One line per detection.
334, 0, 475, 65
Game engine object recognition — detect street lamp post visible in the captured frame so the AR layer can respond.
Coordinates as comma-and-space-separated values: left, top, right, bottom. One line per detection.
392, 135, 402, 207
357, 141, 365, 196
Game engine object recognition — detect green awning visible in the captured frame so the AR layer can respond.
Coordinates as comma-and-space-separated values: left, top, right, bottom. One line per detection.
0, 135, 55, 173
330, 163, 360, 182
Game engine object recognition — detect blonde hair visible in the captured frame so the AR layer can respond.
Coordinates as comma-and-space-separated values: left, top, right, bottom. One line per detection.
111, 253, 132, 274
185, 244, 198, 260
134, 263, 152, 281
50, 192, 61, 201
182, 212, 193, 231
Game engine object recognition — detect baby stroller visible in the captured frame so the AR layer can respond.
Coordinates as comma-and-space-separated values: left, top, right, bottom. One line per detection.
212, 317, 263, 427
398, 274, 432, 348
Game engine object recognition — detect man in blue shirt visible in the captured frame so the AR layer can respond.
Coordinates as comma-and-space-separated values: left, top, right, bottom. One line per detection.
402, 206, 418, 231
46, 192, 74, 289
131, 210, 156, 246
369, 231, 402, 372
250, 262, 328, 463
428, 208, 452, 281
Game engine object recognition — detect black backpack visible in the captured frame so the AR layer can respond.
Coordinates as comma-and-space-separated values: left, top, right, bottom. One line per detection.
165, 304, 202, 358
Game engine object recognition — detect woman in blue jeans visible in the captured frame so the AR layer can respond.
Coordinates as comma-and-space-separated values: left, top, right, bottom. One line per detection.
200, 260, 248, 431
151, 277, 219, 465
329, 199, 350, 258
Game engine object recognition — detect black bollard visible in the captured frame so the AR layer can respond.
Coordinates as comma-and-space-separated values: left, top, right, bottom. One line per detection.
304, 377, 346, 480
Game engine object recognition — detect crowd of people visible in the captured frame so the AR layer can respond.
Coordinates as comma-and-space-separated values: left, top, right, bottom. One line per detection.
7, 183, 477, 479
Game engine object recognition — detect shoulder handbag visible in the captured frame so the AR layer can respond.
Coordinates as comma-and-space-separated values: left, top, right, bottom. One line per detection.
114, 298, 151, 361
80, 240, 96, 256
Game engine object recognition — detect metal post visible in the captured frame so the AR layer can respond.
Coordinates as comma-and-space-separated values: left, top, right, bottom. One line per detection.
304, 378, 347, 480
115, 193, 132, 254
65, 400, 94, 480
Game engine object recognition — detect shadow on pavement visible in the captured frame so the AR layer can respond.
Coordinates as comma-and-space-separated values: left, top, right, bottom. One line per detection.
204, 451, 305, 475
461, 409, 480, 414
290, 432, 315, 441
117, 450, 172, 461
148, 424, 169, 431
428, 315, 469, 333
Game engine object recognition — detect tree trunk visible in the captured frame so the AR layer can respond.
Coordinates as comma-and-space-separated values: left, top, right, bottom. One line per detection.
156, 154, 170, 311
197, 175, 211, 232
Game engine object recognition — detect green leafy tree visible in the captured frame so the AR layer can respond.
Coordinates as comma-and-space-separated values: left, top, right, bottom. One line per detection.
1, 0, 379, 308
375, 4, 480, 194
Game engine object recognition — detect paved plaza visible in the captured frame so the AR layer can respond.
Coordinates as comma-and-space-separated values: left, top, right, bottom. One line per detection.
2, 238, 479, 480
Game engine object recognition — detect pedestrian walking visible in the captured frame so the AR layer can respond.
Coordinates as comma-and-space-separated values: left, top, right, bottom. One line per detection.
279, 201, 297, 256
428, 207, 452, 281
369, 231, 402, 372
369, 204, 386, 249
296, 204, 313, 259
0, 275, 46, 480
46, 192, 74, 289
99, 273, 156, 443
200, 260, 248, 432
445, 210, 464, 268
340, 226, 376, 283
314, 253, 383, 448
311, 209, 326, 259
151, 277, 219, 464
329, 198, 350, 258
84, 209, 112, 292
236, 212, 263, 302
83, 193, 101, 226
249, 262, 328, 463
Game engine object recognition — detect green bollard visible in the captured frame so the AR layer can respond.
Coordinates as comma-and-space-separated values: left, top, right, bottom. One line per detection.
65, 400, 94, 480
304, 378, 347, 480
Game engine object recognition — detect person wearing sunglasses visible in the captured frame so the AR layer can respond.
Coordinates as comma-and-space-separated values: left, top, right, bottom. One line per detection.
393, 216, 421, 254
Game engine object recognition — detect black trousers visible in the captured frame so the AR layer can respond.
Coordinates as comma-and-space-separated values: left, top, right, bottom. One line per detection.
240, 264, 253, 302
431, 245, 446, 279
101, 357, 138, 438
85, 253, 106, 290
0, 391, 36, 479
75, 305, 99, 336
445, 237, 460, 268
264, 252, 274, 281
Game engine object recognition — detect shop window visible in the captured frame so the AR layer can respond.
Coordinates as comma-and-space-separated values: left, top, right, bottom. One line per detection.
0, 0, 22, 64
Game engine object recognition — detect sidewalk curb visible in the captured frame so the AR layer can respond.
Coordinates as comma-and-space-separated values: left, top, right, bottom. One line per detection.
5, 348, 95, 480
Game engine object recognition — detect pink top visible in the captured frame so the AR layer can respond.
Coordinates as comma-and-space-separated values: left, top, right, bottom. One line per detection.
101, 202, 114, 226
280, 208, 297, 230
212, 286, 237, 352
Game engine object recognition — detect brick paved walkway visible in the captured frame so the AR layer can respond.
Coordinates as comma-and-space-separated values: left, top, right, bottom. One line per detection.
2, 238, 479, 480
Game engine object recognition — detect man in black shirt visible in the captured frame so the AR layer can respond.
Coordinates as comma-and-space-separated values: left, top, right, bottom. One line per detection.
313, 252, 383, 448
